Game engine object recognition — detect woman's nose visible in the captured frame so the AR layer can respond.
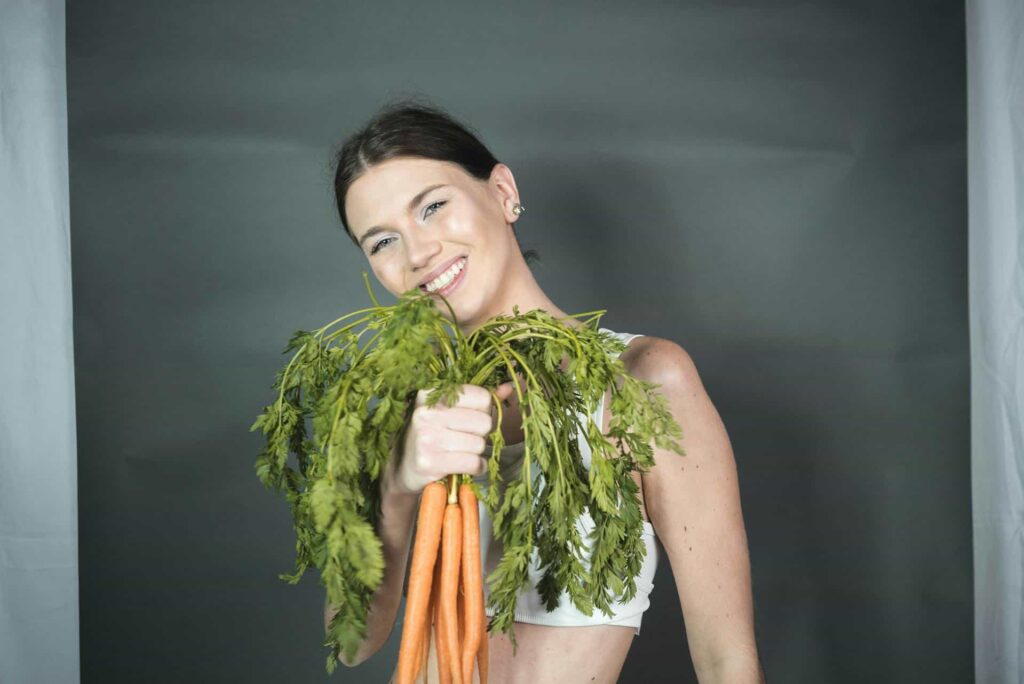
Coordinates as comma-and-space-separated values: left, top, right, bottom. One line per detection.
405, 230, 442, 271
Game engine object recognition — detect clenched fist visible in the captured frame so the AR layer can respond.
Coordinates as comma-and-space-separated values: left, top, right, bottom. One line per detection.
387, 382, 516, 496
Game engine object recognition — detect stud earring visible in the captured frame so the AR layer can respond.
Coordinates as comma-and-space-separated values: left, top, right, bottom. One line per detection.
512, 203, 525, 215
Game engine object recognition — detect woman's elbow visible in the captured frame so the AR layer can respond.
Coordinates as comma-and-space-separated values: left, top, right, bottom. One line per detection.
329, 634, 381, 669
695, 647, 765, 684
336, 651, 362, 669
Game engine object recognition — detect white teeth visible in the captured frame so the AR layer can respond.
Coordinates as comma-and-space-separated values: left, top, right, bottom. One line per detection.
424, 258, 465, 292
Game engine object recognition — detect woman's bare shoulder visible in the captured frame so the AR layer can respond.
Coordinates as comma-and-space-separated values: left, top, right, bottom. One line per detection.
620, 334, 701, 388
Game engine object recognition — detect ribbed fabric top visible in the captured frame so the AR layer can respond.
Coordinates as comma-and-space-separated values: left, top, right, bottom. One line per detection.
471, 328, 658, 634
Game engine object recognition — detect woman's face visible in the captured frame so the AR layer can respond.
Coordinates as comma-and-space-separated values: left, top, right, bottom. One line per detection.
345, 156, 522, 328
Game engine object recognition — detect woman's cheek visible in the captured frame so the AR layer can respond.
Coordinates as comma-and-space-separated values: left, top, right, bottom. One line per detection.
382, 267, 400, 294
369, 263, 396, 295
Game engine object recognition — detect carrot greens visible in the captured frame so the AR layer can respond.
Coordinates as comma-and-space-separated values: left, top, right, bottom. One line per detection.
251, 275, 684, 672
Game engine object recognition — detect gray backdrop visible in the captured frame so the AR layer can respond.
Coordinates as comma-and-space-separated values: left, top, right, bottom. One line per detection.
68, 2, 970, 682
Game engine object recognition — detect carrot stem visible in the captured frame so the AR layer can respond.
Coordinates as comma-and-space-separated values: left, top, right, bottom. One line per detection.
446, 473, 459, 503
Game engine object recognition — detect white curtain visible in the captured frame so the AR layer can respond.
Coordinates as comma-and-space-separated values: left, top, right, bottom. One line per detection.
968, 2, 1024, 683
0, 1, 80, 682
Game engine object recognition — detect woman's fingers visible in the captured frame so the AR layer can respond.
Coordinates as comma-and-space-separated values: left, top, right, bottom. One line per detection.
417, 385, 492, 412
452, 384, 495, 412
404, 382, 517, 484
441, 453, 487, 477
434, 407, 495, 437
436, 430, 487, 455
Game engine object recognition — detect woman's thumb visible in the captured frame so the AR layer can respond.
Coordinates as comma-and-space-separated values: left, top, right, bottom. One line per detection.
495, 381, 515, 402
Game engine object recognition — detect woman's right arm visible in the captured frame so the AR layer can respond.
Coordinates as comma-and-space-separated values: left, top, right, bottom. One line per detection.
326, 382, 513, 668
326, 451, 419, 668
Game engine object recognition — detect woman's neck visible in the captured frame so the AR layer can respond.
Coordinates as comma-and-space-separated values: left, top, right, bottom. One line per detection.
458, 254, 583, 336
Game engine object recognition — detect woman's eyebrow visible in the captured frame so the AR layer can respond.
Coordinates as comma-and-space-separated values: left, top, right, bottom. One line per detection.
358, 184, 449, 247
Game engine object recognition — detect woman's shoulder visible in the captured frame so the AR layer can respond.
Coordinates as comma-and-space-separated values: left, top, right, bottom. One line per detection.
619, 333, 702, 390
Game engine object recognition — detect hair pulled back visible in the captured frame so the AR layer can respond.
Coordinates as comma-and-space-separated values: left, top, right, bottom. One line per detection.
331, 97, 537, 262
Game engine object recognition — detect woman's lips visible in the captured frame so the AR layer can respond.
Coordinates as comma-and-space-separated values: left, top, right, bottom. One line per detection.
421, 256, 467, 297
434, 257, 467, 297
418, 255, 465, 289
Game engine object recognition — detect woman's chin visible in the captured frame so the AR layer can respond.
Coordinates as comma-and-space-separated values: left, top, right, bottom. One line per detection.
431, 295, 462, 321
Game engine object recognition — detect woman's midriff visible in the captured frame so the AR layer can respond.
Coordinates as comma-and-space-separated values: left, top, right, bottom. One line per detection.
396, 619, 636, 684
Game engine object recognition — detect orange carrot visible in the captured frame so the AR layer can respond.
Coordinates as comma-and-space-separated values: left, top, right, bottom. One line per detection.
475, 626, 487, 684
420, 617, 430, 684
457, 585, 465, 652
459, 484, 484, 684
396, 482, 447, 684
413, 593, 431, 683
441, 498, 464, 684
432, 550, 451, 684
413, 636, 424, 682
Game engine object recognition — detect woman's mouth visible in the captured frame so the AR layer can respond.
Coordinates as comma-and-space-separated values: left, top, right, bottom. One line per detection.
420, 256, 467, 297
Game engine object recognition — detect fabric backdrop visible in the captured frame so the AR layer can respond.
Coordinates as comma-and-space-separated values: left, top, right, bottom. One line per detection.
967, 1, 1024, 683
0, 1, 80, 683
67, 2, 970, 682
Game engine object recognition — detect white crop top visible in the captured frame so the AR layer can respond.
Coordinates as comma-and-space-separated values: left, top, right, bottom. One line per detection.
471, 328, 658, 635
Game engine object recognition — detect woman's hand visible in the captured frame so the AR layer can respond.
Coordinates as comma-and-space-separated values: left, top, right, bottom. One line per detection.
387, 382, 516, 496
333, 383, 517, 668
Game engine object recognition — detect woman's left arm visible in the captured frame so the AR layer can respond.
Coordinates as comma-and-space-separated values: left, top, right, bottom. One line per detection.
626, 338, 765, 684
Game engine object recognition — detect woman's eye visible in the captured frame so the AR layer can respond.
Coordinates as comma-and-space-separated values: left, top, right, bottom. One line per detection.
370, 236, 396, 255
423, 200, 446, 219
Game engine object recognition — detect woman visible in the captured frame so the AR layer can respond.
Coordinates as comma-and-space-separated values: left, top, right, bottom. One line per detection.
324, 100, 765, 684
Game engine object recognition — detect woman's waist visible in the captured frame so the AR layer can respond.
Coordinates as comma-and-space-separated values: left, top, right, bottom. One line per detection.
482, 620, 635, 684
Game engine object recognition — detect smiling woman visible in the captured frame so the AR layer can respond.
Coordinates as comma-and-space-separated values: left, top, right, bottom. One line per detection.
323, 99, 765, 683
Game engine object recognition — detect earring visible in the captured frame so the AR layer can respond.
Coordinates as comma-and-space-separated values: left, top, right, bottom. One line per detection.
512, 203, 525, 216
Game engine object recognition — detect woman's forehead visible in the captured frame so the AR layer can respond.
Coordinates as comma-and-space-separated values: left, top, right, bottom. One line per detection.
359, 157, 463, 189
347, 158, 472, 226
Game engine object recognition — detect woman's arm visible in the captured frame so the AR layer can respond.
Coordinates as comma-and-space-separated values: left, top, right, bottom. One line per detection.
325, 452, 420, 668
625, 338, 765, 684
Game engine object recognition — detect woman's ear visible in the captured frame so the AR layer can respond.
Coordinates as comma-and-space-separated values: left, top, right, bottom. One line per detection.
488, 163, 521, 222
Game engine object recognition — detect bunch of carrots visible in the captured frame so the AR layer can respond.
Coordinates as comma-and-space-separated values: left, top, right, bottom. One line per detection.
253, 282, 684, 672
397, 474, 488, 684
